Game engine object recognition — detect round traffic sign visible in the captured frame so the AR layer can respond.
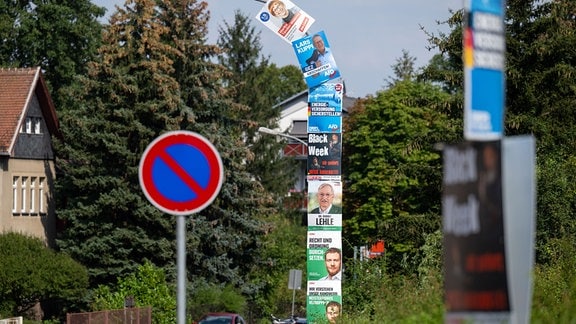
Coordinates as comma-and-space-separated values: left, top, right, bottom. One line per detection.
138, 131, 224, 215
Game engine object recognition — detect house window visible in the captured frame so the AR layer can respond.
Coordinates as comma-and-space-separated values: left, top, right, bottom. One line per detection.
12, 175, 47, 216
20, 117, 42, 134
30, 177, 36, 213
39, 178, 45, 214
12, 177, 17, 213
20, 176, 27, 214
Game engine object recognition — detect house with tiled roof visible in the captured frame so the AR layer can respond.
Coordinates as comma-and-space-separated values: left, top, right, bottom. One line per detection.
0, 67, 61, 247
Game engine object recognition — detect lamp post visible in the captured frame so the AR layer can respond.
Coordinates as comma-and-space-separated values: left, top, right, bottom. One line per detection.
258, 127, 308, 146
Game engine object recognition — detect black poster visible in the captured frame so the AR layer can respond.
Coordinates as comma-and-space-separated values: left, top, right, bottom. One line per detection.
307, 133, 341, 176
442, 141, 510, 316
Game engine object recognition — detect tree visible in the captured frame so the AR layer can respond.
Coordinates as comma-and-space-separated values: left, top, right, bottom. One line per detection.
420, 0, 576, 264
92, 261, 176, 324
342, 77, 456, 273
0, 0, 105, 102
156, 1, 276, 291
55, 0, 191, 287
0, 232, 88, 320
217, 10, 306, 196
386, 49, 417, 87
56, 0, 278, 302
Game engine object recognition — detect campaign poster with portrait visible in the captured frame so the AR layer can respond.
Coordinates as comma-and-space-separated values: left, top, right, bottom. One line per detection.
442, 140, 510, 323
306, 280, 342, 324
307, 133, 341, 177
292, 30, 341, 88
255, 0, 315, 44
307, 230, 342, 281
307, 83, 343, 133
307, 180, 342, 215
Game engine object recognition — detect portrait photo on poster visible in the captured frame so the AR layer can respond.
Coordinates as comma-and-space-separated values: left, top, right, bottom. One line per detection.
292, 31, 341, 88
308, 180, 342, 215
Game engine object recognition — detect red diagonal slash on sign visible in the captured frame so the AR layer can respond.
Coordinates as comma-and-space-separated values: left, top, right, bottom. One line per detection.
139, 131, 224, 216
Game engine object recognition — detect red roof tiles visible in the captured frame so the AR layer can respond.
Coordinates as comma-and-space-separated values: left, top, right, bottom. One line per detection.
0, 67, 60, 154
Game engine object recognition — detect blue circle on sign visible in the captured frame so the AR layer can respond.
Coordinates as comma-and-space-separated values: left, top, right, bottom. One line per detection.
260, 12, 270, 22
152, 143, 209, 202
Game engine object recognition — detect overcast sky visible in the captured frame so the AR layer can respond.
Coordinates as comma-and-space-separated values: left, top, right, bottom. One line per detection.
93, 0, 464, 98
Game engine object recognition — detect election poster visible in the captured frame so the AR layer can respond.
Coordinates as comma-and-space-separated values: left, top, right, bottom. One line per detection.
463, 0, 506, 140
442, 140, 510, 322
308, 83, 343, 133
307, 133, 341, 177
292, 31, 341, 88
307, 231, 342, 281
307, 280, 342, 324
255, 0, 315, 44
307, 179, 342, 231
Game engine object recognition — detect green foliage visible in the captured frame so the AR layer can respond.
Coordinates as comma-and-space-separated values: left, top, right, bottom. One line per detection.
188, 283, 246, 321
424, 0, 576, 266
55, 0, 184, 287
0, 232, 88, 319
342, 258, 443, 324
342, 78, 456, 273
247, 213, 308, 318
0, 0, 104, 101
217, 10, 305, 197
91, 261, 176, 324
532, 237, 576, 323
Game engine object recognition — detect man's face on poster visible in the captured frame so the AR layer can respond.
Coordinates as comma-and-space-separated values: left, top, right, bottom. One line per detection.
325, 251, 341, 276
326, 304, 340, 323
317, 185, 334, 210
313, 36, 326, 53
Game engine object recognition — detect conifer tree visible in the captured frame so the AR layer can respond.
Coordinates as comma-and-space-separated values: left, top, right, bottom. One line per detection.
55, 0, 193, 286
216, 10, 306, 197
56, 0, 279, 292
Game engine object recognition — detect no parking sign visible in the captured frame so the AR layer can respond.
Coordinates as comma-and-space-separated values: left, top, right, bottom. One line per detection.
138, 131, 224, 215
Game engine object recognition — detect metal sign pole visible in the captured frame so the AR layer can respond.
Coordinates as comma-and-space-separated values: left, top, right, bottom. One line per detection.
177, 215, 186, 324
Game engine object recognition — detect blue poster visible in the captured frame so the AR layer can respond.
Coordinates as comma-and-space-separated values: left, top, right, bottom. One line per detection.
468, 0, 504, 15
308, 83, 343, 133
463, 1, 506, 140
292, 31, 341, 88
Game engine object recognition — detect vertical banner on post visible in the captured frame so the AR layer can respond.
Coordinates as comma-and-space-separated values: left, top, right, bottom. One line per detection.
463, 0, 506, 140
306, 230, 342, 324
442, 141, 510, 323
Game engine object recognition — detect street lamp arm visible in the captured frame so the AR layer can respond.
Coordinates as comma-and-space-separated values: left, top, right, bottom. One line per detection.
258, 127, 308, 146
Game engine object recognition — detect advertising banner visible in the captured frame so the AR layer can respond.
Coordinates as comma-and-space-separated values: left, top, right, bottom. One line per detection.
307, 133, 341, 176
442, 140, 510, 322
306, 280, 342, 324
307, 180, 342, 231
307, 230, 342, 281
292, 31, 341, 88
463, 0, 506, 140
308, 83, 343, 133
255, 0, 315, 44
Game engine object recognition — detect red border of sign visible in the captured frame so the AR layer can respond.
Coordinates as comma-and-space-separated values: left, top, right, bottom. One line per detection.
139, 131, 224, 215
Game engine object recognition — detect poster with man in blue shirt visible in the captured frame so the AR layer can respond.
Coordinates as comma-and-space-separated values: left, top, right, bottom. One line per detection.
292, 31, 341, 88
